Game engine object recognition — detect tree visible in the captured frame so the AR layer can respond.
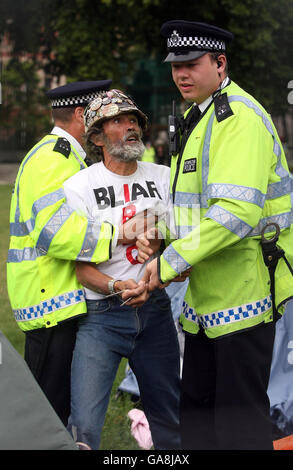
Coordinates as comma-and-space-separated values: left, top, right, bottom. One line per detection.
40, 0, 293, 115
0, 0, 45, 56
1, 0, 293, 115
0, 59, 51, 153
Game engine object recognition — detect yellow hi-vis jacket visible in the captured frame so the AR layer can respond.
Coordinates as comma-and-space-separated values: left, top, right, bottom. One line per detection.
7, 134, 115, 332
159, 80, 293, 339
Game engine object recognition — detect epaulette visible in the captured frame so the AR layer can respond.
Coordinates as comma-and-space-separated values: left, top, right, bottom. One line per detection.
53, 137, 71, 158
214, 92, 233, 122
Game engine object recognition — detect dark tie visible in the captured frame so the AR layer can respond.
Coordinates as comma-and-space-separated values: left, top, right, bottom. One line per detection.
185, 105, 201, 131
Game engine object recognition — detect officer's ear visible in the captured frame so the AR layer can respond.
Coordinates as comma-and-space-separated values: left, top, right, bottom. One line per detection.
211, 53, 227, 75
74, 106, 85, 124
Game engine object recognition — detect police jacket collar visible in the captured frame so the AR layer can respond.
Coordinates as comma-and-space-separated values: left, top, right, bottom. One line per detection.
197, 76, 230, 113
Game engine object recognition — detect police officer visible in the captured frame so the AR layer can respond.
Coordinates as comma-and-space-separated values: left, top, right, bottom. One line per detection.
6, 80, 120, 426
141, 21, 293, 449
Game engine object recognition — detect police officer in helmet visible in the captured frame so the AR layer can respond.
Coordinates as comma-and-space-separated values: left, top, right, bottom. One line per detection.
141, 20, 293, 450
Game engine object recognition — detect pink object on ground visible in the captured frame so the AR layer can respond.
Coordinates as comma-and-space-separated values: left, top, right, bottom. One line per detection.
128, 408, 153, 450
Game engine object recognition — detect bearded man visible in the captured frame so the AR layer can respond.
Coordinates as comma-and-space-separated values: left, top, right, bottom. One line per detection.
62, 89, 182, 450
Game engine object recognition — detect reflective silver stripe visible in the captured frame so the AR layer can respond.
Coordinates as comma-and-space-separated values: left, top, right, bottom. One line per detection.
33, 188, 65, 216
174, 94, 291, 241
182, 295, 272, 329
10, 188, 66, 237
13, 137, 84, 228
228, 95, 281, 155
206, 204, 252, 238
14, 139, 57, 223
174, 207, 293, 239
7, 247, 45, 263
228, 95, 289, 182
290, 176, 293, 209
36, 203, 74, 253
248, 211, 293, 237
173, 191, 202, 207
176, 96, 289, 213
77, 219, 101, 261
200, 95, 289, 209
71, 147, 86, 170
174, 181, 288, 209
10, 219, 34, 237
176, 225, 195, 238
9, 205, 102, 263
201, 111, 215, 208
13, 288, 85, 322
163, 244, 191, 274
267, 176, 290, 200
207, 183, 266, 207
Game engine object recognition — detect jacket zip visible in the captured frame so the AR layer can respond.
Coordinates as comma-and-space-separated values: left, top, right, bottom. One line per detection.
171, 101, 213, 203
171, 82, 231, 203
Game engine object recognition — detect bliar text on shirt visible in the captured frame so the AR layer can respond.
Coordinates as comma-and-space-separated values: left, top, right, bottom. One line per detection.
93, 181, 162, 210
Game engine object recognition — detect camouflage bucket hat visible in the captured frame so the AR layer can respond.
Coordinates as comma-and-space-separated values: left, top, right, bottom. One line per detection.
84, 89, 148, 132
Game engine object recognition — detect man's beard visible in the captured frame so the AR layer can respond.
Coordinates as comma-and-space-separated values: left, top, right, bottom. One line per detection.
104, 132, 145, 162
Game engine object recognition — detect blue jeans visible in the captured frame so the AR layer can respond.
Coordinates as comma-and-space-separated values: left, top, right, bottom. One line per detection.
68, 288, 181, 450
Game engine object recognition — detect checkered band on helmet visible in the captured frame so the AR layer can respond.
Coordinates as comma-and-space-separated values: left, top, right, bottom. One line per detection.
167, 31, 226, 51
50, 91, 101, 108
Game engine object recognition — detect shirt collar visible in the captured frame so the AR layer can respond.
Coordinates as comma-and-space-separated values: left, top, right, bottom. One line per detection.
197, 76, 230, 113
51, 126, 86, 160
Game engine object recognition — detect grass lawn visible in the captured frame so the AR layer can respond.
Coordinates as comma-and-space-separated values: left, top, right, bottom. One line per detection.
0, 183, 141, 450
0, 184, 24, 353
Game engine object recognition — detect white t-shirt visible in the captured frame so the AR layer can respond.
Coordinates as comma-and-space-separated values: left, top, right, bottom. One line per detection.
63, 161, 172, 300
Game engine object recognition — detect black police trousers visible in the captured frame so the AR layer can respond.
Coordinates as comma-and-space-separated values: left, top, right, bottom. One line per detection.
24, 318, 80, 426
180, 321, 275, 450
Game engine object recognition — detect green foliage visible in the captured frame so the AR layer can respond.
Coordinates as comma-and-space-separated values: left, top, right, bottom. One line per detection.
1, 0, 293, 116
0, 184, 25, 355
0, 0, 44, 55
43, 0, 161, 85
45, 0, 293, 113
224, 0, 293, 114
0, 60, 51, 151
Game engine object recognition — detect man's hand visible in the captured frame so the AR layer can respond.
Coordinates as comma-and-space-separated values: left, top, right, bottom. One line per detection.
141, 258, 165, 291
117, 211, 158, 245
136, 228, 162, 263
142, 258, 192, 292
115, 279, 149, 308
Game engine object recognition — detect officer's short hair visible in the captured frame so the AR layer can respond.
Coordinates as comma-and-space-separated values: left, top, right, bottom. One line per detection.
51, 106, 80, 124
